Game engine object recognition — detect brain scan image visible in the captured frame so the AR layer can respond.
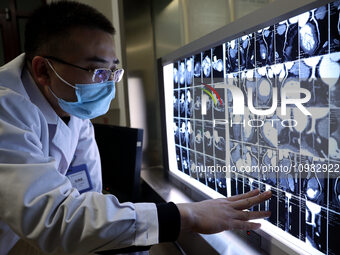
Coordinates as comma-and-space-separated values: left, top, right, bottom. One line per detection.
179, 90, 186, 117
305, 200, 327, 253
213, 87, 225, 120
213, 124, 226, 160
259, 147, 278, 187
230, 140, 243, 172
181, 149, 190, 175
240, 69, 256, 107
256, 26, 275, 67
212, 45, 224, 83
242, 143, 259, 179
194, 121, 203, 153
202, 50, 212, 83
240, 33, 255, 70
203, 122, 214, 156
226, 72, 240, 107
256, 66, 275, 108
275, 16, 299, 63
176, 146, 182, 171
186, 57, 194, 86
193, 53, 202, 84
187, 120, 194, 150
299, 6, 328, 58
215, 159, 227, 196
323, 52, 340, 108
226, 39, 239, 73
178, 60, 186, 87
330, 109, 340, 161
173, 62, 179, 88
189, 150, 198, 179
330, 0, 340, 53
173, 118, 180, 145
277, 107, 300, 153
205, 156, 216, 190
243, 109, 258, 145
193, 87, 202, 120
278, 150, 299, 196
173, 90, 179, 117
185, 89, 193, 118
228, 110, 243, 141
258, 112, 278, 148
328, 211, 340, 255
300, 55, 329, 107
179, 119, 188, 147
301, 108, 329, 158
329, 167, 340, 211
197, 153, 206, 185
301, 156, 327, 208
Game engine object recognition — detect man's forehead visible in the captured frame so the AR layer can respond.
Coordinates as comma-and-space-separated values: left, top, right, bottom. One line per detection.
61, 27, 116, 62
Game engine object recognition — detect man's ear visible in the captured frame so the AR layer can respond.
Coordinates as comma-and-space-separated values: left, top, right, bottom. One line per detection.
31, 56, 51, 87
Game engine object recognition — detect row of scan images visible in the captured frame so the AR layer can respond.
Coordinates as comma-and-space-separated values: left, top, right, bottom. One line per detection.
174, 52, 340, 117
175, 145, 339, 255
174, 104, 340, 161
173, 0, 340, 88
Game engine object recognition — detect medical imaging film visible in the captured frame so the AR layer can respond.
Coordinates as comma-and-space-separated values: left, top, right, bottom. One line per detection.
205, 156, 216, 190
197, 153, 206, 185
189, 150, 198, 179
193, 53, 202, 84
225, 39, 239, 73
239, 33, 255, 70
202, 49, 212, 84
194, 86, 203, 120
194, 120, 203, 153
330, 0, 340, 53
173, 61, 179, 88
166, 2, 340, 255
178, 60, 186, 87
214, 123, 226, 160
179, 89, 186, 117
213, 87, 225, 120
186, 57, 194, 86
203, 121, 214, 156
275, 17, 299, 63
255, 26, 275, 67
299, 6, 329, 58
212, 45, 224, 83
215, 159, 227, 196
174, 118, 180, 145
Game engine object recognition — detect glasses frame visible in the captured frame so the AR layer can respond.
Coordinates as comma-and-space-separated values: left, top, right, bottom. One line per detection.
43, 56, 124, 83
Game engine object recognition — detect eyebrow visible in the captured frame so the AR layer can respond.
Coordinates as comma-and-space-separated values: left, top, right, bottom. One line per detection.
85, 56, 120, 65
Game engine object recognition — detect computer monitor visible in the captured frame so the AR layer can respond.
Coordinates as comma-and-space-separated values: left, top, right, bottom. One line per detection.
158, 0, 339, 254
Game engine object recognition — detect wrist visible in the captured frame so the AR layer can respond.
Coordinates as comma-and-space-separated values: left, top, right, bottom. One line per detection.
176, 203, 194, 232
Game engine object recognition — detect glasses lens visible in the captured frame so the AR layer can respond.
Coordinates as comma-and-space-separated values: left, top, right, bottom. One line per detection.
93, 69, 112, 83
113, 69, 124, 83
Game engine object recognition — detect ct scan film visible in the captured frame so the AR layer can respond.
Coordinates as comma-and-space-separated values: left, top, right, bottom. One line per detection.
166, 1, 340, 255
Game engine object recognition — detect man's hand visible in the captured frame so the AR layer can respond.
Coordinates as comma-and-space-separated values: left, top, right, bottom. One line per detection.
176, 189, 272, 234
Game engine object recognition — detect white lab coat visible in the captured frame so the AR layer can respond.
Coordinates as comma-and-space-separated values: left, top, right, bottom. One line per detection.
0, 54, 158, 254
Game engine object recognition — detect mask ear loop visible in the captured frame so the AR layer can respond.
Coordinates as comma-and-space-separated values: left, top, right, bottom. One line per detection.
45, 59, 77, 89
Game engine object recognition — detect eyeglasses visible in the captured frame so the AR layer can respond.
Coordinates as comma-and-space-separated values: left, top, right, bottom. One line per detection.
44, 56, 124, 83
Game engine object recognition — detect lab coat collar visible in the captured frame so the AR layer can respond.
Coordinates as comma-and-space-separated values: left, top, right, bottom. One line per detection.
0, 53, 29, 98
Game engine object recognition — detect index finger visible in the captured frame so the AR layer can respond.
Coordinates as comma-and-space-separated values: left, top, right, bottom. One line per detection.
231, 190, 272, 210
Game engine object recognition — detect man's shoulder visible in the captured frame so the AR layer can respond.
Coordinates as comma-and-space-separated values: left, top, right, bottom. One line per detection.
0, 85, 45, 130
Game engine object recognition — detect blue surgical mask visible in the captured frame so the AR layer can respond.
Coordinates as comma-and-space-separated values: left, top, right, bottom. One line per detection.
46, 60, 116, 119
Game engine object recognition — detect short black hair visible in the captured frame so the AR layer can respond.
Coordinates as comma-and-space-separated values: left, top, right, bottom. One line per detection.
25, 1, 115, 60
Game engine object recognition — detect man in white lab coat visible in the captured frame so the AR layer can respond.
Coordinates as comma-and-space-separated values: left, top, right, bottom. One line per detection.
0, 1, 271, 254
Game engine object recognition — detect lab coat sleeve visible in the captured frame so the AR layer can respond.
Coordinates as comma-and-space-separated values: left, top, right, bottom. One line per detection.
73, 119, 103, 193
0, 88, 159, 254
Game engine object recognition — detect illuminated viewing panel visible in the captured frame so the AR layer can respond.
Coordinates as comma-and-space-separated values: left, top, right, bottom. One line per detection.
162, 1, 340, 255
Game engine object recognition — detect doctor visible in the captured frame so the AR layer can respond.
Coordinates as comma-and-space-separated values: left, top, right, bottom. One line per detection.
0, 1, 272, 254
